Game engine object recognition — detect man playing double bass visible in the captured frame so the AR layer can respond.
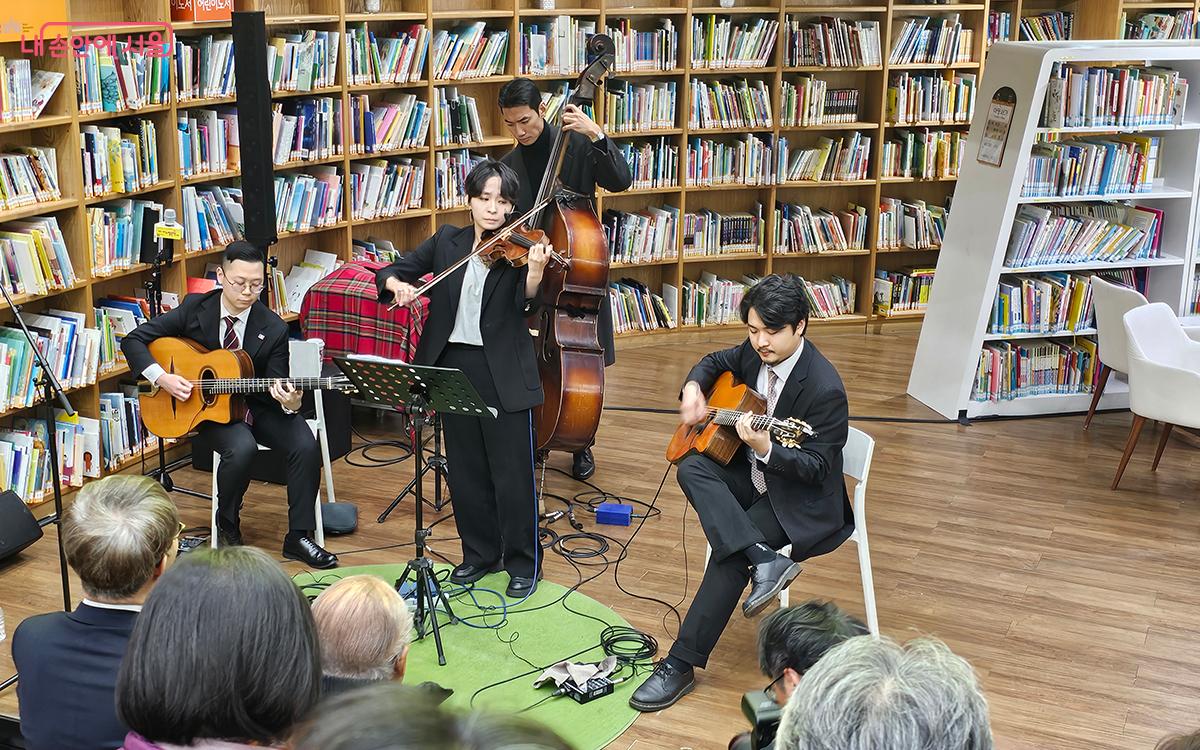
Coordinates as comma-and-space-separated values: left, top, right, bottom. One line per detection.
497, 77, 633, 481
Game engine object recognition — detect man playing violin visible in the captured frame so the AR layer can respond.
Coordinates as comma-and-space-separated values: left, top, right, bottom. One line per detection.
122, 241, 338, 569
498, 77, 633, 481
630, 274, 854, 712
376, 159, 551, 599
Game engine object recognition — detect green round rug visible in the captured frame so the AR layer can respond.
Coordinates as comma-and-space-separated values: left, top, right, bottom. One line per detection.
296, 563, 641, 750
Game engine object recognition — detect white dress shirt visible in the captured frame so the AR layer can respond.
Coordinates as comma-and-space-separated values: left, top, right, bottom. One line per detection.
143, 301, 251, 385
752, 339, 805, 463
448, 254, 488, 346
81, 599, 143, 613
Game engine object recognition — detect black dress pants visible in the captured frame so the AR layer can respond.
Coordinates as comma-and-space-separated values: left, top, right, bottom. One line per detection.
203, 406, 321, 535
669, 452, 790, 669
437, 344, 539, 578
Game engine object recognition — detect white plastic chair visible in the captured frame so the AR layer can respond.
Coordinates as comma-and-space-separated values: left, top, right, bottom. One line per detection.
210, 338, 337, 547
1112, 304, 1200, 490
703, 426, 879, 636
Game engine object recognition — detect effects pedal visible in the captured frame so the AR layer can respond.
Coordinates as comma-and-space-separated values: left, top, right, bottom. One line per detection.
563, 676, 614, 704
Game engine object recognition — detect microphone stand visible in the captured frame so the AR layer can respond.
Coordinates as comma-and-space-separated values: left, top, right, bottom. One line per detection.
0, 280, 73, 611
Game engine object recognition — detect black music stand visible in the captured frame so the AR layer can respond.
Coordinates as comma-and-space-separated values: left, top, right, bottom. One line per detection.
332, 355, 496, 666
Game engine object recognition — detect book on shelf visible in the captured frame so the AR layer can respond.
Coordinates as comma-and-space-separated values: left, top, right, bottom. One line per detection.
271, 97, 342, 165
180, 185, 244, 253
888, 15, 973, 67
873, 267, 935, 316
177, 107, 237, 178
519, 16, 597, 77
272, 249, 340, 315
267, 30, 340, 94
540, 81, 594, 123
433, 87, 484, 147
1040, 63, 1188, 129
1005, 202, 1163, 267
349, 157, 426, 221
435, 149, 487, 209
1020, 11, 1073, 41
607, 18, 677, 73
605, 80, 677, 133
971, 338, 1098, 403
352, 235, 402, 264
351, 92, 430, 153
878, 197, 947, 250
81, 119, 160, 198
800, 275, 856, 319
688, 78, 772, 129
886, 71, 976, 125
881, 128, 963, 179
1, 59, 64, 122
0, 147, 61, 210
610, 278, 676, 333
687, 134, 774, 187
777, 132, 872, 183
1123, 11, 1196, 41
784, 15, 881, 68
76, 41, 171, 114
88, 199, 165, 275
619, 137, 678, 190
431, 23, 509, 81
175, 33, 235, 101
1193, 270, 1200, 314
681, 272, 754, 327
781, 77, 860, 127
987, 11, 1011, 47
346, 23, 428, 85
775, 201, 868, 254
603, 204, 678, 265
691, 15, 778, 70
274, 167, 344, 234
1022, 135, 1162, 198
99, 388, 153, 467
988, 271, 1119, 335
0, 215, 76, 294
682, 204, 763, 257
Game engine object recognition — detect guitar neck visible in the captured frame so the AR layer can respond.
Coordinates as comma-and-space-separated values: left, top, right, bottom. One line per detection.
708, 408, 783, 434
194, 377, 336, 394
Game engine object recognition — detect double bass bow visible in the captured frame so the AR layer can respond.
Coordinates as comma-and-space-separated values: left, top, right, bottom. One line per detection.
526, 35, 617, 454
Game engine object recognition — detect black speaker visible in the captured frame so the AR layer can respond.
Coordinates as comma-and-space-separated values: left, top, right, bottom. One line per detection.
232, 11, 278, 250
0, 490, 43, 562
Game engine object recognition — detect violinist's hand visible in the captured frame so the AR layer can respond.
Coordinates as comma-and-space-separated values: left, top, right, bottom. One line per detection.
385, 276, 418, 307
680, 381, 708, 426
561, 104, 605, 142
527, 243, 550, 275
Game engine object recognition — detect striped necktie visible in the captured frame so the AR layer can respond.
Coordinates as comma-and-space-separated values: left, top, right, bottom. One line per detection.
222, 315, 241, 350
750, 368, 779, 495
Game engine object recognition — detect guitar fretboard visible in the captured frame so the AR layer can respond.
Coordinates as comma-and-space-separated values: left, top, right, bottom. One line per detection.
708, 408, 779, 433
192, 377, 338, 395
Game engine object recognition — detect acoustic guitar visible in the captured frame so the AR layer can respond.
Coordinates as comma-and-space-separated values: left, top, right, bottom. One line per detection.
138, 337, 356, 439
665, 371, 817, 465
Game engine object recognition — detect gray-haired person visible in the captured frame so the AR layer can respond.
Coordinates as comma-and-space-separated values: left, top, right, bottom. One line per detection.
775, 636, 993, 750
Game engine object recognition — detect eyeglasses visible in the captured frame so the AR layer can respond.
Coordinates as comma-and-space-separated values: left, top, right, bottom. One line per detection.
223, 278, 265, 294
175, 521, 186, 538
764, 673, 785, 698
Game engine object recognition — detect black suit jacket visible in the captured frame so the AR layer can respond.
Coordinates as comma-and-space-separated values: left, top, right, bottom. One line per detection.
501, 125, 632, 367
685, 340, 853, 560
12, 604, 139, 750
121, 289, 291, 415
375, 224, 543, 413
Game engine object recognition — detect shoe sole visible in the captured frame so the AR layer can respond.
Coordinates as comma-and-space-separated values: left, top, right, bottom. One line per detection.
628, 678, 695, 712
743, 562, 803, 618
282, 551, 338, 570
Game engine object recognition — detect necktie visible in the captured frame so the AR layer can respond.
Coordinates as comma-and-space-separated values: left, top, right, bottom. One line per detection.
750, 368, 779, 495
222, 315, 241, 350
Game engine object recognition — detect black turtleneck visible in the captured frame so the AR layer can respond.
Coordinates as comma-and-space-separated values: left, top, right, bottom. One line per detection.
520, 123, 555, 193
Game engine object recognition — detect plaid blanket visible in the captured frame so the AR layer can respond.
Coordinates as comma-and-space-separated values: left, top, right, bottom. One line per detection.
300, 261, 428, 362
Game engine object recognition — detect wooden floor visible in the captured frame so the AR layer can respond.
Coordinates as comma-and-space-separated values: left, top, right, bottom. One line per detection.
3, 326, 1199, 750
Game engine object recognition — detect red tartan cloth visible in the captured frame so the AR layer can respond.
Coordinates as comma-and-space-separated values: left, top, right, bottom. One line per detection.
299, 261, 428, 362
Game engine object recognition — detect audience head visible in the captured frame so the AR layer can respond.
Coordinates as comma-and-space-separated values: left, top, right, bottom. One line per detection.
311, 574, 414, 683
291, 682, 573, 750
1158, 731, 1200, 750
776, 636, 992, 750
116, 546, 320, 746
63, 475, 180, 604
740, 274, 811, 366
498, 78, 546, 146
757, 600, 869, 705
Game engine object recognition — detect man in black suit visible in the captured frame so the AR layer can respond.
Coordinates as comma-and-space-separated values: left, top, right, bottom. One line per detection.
630, 274, 854, 712
12, 475, 180, 750
122, 242, 336, 569
497, 77, 633, 481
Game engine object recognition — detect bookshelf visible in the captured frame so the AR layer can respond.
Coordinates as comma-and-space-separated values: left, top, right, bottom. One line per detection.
907, 40, 1200, 419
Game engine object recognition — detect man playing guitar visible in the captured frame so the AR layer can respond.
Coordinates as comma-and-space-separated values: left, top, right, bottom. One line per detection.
630, 274, 853, 712
122, 242, 338, 569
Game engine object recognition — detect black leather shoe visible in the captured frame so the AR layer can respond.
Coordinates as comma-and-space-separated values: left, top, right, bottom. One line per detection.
505, 575, 537, 598
282, 535, 338, 569
571, 447, 596, 481
743, 556, 803, 617
217, 525, 242, 547
450, 560, 501, 585
629, 661, 695, 712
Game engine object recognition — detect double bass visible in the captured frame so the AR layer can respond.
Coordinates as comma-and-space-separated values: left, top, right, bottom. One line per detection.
526, 35, 617, 454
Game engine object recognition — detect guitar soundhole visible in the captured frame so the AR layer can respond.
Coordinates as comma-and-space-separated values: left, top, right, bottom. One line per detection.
199, 368, 217, 406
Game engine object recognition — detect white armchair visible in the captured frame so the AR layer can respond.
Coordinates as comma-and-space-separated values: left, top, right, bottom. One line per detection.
1112, 303, 1200, 490
1086, 278, 1148, 429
